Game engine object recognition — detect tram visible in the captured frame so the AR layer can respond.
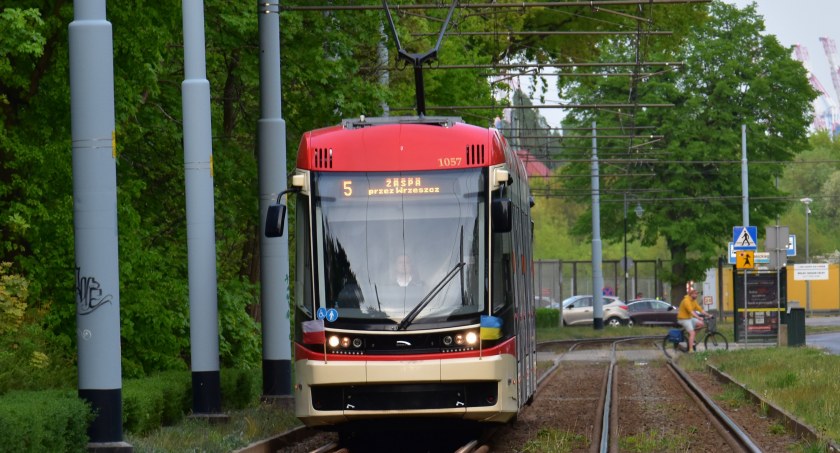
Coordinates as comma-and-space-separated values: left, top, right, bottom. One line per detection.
265, 114, 537, 429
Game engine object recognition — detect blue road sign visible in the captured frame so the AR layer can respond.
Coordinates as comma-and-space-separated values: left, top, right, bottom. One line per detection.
733, 226, 758, 250
316, 307, 327, 320
326, 308, 339, 322
787, 234, 796, 256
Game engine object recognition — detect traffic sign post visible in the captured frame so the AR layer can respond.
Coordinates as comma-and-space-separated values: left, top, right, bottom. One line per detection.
733, 225, 757, 345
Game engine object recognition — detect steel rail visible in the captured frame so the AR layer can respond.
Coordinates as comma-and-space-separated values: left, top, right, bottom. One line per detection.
667, 361, 763, 453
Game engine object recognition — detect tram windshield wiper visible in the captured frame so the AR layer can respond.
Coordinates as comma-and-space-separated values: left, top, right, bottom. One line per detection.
397, 227, 465, 331
396, 260, 464, 331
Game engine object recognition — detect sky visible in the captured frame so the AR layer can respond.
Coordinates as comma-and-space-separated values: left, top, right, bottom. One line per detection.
729, 0, 840, 104
525, 1, 840, 129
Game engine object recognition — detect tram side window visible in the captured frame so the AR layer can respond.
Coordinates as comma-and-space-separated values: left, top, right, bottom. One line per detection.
491, 229, 513, 313
295, 196, 313, 317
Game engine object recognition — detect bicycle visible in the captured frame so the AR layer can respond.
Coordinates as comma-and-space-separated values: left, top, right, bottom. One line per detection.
662, 314, 728, 358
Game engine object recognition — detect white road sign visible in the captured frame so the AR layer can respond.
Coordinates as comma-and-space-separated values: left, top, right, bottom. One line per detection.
793, 263, 829, 280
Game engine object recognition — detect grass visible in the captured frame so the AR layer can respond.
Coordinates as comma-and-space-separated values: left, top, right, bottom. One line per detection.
618, 429, 691, 452
124, 403, 301, 452
684, 346, 840, 443
520, 427, 587, 453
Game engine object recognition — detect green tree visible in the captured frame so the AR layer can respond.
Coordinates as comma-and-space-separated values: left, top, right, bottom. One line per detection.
558, 1, 816, 302
0, 0, 523, 378
774, 132, 840, 258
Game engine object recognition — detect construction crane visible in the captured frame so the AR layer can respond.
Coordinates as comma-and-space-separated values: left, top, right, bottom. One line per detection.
793, 43, 839, 133
819, 37, 840, 109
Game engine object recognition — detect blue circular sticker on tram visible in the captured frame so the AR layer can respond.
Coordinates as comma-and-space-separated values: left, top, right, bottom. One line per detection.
326, 308, 339, 322
316, 307, 327, 320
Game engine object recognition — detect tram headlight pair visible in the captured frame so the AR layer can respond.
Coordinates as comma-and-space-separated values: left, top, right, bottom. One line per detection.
442, 330, 478, 347
328, 335, 363, 349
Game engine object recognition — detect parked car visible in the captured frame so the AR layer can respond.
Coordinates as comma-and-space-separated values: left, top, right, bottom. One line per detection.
626, 299, 679, 327
535, 296, 560, 309
559, 295, 630, 327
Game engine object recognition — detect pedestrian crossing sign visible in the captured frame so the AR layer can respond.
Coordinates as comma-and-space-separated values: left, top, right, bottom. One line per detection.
732, 226, 758, 250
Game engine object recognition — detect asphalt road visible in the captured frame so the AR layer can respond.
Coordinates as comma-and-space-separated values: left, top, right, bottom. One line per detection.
806, 316, 840, 354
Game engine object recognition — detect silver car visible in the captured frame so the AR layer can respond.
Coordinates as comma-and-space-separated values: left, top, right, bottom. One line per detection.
560, 295, 631, 327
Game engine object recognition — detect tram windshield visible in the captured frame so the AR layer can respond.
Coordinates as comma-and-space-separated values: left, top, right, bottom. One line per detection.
312, 170, 486, 327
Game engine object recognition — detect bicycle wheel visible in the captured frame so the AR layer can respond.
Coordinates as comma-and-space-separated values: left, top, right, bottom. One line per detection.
703, 332, 729, 352
661, 335, 673, 357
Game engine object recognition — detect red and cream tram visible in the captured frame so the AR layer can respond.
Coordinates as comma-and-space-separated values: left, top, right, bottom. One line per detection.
266, 115, 536, 429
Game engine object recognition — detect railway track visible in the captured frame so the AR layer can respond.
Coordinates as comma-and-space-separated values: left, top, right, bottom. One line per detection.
238, 336, 827, 452
491, 337, 818, 452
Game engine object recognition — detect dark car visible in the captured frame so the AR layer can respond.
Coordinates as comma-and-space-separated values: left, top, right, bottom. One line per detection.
626, 299, 679, 327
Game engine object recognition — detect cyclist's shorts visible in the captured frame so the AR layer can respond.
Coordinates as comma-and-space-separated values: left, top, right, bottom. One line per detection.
678, 318, 696, 332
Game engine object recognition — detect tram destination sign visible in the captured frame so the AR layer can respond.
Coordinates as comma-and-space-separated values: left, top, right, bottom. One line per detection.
335, 176, 443, 198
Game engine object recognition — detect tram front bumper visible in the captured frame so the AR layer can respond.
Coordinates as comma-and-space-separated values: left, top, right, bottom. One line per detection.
294, 354, 519, 426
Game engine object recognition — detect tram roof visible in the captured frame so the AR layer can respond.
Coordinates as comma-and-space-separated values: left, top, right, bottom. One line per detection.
296, 116, 510, 172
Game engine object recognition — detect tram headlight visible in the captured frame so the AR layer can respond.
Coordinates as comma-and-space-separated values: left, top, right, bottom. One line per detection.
454, 333, 465, 345
352, 337, 363, 348
328, 335, 340, 348
340, 337, 351, 348
465, 331, 478, 345
442, 335, 453, 346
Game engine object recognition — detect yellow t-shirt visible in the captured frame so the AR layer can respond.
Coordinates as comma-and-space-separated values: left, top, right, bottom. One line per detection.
677, 295, 702, 320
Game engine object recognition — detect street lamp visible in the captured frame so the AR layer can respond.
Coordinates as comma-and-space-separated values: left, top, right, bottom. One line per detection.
623, 193, 644, 301
800, 197, 812, 314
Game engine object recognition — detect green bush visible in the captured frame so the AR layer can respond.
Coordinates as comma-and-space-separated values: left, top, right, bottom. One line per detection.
220, 368, 261, 410
536, 307, 561, 328
122, 368, 260, 434
0, 367, 262, 445
0, 389, 91, 453
123, 371, 191, 435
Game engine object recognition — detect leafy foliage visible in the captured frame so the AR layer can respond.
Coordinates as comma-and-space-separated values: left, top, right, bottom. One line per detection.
0, 1, 822, 384
557, 2, 816, 299
0, 1, 521, 379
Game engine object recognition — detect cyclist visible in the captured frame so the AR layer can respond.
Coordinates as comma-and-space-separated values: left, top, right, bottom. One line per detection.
677, 289, 709, 352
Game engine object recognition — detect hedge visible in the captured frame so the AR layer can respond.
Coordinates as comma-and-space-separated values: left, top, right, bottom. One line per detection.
0, 389, 91, 453
536, 307, 561, 328
0, 368, 263, 448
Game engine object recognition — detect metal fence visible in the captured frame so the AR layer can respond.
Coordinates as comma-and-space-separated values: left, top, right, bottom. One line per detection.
533, 259, 670, 308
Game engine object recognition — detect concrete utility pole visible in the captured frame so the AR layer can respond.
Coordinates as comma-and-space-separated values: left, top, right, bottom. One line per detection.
258, 0, 292, 400
741, 124, 749, 226
591, 122, 604, 330
801, 197, 813, 315
68, 1, 130, 449
182, 0, 223, 416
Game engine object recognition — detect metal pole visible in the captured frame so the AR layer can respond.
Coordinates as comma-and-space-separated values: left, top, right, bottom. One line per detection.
741, 124, 749, 226
741, 124, 749, 343
258, 0, 292, 400
182, 0, 222, 415
805, 200, 811, 315
623, 193, 628, 302
69, 1, 129, 447
591, 121, 604, 329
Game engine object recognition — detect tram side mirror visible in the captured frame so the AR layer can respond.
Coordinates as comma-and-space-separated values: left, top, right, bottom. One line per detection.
265, 203, 287, 238
492, 198, 512, 233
